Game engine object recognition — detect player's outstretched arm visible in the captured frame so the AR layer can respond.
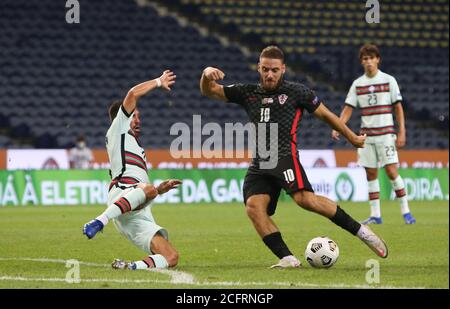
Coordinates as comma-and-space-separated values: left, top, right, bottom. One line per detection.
122, 70, 176, 114
331, 105, 354, 140
157, 179, 182, 195
200, 67, 227, 101
313, 103, 366, 148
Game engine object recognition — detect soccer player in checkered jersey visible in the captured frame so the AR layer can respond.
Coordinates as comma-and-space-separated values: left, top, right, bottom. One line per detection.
332, 44, 416, 225
200, 45, 389, 268
83, 70, 183, 270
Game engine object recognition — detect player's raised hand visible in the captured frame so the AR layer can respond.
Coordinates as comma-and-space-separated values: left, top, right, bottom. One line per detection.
331, 130, 340, 140
159, 70, 176, 91
203, 67, 225, 81
350, 134, 366, 148
157, 179, 182, 195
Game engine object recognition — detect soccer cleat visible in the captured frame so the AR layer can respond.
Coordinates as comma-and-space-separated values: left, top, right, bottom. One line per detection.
270, 255, 301, 269
403, 213, 416, 224
111, 259, 136, 270
82, 219, 104, 239
358, 225, 388, 258
361, 216, 383, 225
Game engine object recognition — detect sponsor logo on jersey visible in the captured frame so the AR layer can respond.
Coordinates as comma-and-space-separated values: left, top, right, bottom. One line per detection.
278, 94, 288, 105
356, 83, 390, 95
262, 97, 274, 105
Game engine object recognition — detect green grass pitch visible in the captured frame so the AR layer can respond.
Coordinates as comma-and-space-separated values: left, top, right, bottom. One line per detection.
0, 201, 448, 288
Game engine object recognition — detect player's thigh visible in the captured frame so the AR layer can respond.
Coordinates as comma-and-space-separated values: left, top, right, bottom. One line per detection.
358, 143, 378, 168
114, 209, 168, 254
107, 186, 135, 205
243, 169, 281, 216
271, 155, 314, 195
376, 135, 399, 167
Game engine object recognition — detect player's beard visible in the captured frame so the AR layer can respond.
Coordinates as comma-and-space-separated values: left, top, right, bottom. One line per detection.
133, 125, 141, 137
260, 74, 283, 92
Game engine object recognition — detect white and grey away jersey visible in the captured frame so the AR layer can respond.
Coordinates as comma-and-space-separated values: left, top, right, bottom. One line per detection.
345, 70, 402, 139
106, 105, 148, 188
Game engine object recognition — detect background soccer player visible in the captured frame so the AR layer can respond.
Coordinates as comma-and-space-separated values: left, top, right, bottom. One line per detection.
332, 44, 416, 225
200, 45, 389, 268
83, 70, 182, 270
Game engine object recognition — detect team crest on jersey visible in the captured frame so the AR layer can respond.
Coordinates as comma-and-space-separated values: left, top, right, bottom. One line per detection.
368, 85, 376, 93
278, 94, 288, 105
262, 97, 274, 105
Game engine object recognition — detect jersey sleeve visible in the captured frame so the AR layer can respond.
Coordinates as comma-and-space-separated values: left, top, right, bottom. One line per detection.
296, 85, 321, 113
345, 81, 358, 108
223, 83, 247, 106
109, 105, 133, 135
390, 76, 403, 104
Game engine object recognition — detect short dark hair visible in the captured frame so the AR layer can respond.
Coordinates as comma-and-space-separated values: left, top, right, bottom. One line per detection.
260, 45, 284, 63
359, 44, 381, 60
76, 135, 85, 142
108, 100, 122, 122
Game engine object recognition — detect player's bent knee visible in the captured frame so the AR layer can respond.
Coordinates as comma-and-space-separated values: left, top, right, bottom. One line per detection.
385, 167, 398, 180
245, 202, 264, 219
245, 204, 256, 218
292, 192, 306, 206
293, 192, 316, 211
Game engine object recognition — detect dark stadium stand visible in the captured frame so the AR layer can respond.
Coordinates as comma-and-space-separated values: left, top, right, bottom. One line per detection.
0, 0, 448, 150
160, 0, 449, 148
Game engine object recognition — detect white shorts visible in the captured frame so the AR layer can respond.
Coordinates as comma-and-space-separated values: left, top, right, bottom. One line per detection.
357, 134, 399, 168
108, 186, 168, 254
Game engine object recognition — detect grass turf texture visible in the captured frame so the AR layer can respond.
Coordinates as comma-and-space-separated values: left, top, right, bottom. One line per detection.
0, 201, 448, 288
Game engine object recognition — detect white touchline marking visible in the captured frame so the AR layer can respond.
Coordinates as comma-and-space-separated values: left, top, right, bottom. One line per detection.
0, 275, 427, 289
0, 257, 195, 284
151, 269, 195, 284
0, 257, 427, 289
0, 257, 108, 268
0, 276, 173, 285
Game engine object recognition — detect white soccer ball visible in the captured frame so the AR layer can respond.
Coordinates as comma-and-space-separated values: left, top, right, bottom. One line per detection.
305, 236, 339, 268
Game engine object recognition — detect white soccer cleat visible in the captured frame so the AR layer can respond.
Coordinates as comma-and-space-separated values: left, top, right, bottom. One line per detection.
111, 259, 127, 269
270, 255, 301, 269
111, 259, 136, 270
358, 225, 388, 258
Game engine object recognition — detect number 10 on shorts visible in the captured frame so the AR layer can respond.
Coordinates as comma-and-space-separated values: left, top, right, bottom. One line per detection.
283, 169, 295, 183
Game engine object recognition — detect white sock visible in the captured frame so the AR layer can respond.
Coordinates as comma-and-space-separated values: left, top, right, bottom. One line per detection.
99, 188, 147, 222
390, 176, 410, 215
134, 261, 149, 270
134, 254, 169, 270
95, 214, 109, 226
368, 179, 381, 218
